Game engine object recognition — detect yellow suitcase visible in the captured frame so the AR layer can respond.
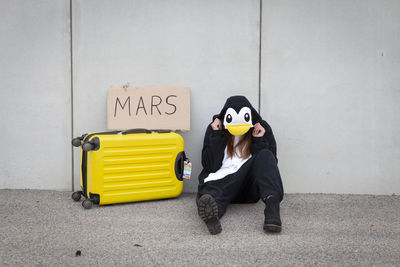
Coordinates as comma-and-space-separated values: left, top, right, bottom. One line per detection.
71, 129, 186, 209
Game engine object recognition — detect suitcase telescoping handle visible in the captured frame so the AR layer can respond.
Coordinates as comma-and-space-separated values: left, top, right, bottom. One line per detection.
175, 152, 186, 181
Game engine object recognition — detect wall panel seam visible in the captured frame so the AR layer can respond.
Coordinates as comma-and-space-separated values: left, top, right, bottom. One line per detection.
258, 0, 262, 114
69, 0, 74, 191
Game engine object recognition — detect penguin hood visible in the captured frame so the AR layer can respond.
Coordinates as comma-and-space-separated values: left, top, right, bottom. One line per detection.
217, 96, 262, 135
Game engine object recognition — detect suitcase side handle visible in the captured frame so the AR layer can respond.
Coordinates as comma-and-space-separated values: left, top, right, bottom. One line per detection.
121, 129, 152, 134
175, 151, 186, 181
153, 129, 172, 133
120, 129, 172, 134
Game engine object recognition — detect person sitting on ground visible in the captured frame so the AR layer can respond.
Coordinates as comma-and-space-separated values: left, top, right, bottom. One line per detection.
196, 95, 284, 234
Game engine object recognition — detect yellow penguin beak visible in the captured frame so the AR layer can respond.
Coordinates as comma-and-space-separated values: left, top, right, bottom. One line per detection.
226, 124, 252, 136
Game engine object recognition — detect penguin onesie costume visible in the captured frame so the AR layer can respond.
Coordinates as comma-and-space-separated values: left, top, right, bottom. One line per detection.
197, 96, 284, 234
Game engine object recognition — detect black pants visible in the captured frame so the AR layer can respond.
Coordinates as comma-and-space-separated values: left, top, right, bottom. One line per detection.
197, 149, 284, 218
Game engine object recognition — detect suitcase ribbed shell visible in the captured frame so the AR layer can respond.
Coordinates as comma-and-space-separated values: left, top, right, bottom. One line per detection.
81, 132, 184, 205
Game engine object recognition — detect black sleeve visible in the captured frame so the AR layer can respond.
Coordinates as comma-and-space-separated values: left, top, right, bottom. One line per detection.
250, 120, 278, 162
201, 124, 227, 173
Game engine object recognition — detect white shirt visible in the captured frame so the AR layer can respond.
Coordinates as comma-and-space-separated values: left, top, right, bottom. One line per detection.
204, 135, 251, 183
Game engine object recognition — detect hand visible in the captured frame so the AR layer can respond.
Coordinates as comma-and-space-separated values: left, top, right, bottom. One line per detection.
211, 118, 222, 131
252, 122, 265, 137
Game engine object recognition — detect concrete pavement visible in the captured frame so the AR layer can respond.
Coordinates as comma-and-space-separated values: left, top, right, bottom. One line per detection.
1, 190, 399, 266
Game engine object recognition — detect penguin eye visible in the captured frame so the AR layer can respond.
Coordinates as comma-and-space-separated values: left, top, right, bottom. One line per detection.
226, 114, 232, 123
244, 113, 250, 122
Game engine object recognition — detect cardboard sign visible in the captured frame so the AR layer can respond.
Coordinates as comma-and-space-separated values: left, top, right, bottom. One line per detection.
107, 86, 190, 131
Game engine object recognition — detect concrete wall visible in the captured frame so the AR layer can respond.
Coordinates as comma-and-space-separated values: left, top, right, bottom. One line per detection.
261, 0, 400, 194
0, 0, 72, 190
71, 0, 260, 192
1, 0, 399, 194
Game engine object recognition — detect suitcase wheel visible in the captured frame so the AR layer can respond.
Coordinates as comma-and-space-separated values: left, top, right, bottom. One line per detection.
71, 138, 82, 147
71, 191, 82, 201
82, 199, 93, 209
82, 142, 94, 152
